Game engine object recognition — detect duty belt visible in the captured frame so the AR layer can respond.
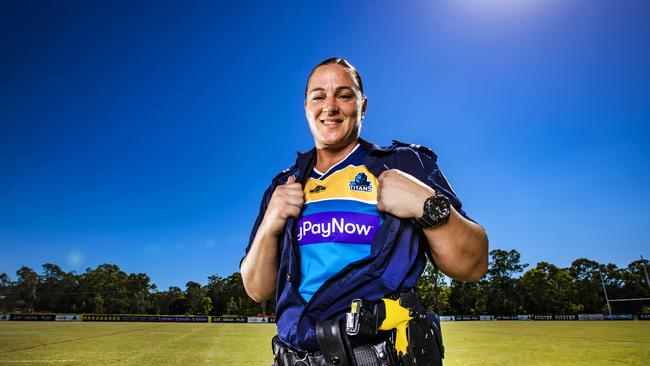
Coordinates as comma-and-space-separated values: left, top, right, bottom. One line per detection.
273, 289, 444, 366
273, 335, 395, 366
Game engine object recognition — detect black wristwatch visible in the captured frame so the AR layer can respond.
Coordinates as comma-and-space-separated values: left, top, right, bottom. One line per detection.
411, 193, 451, 229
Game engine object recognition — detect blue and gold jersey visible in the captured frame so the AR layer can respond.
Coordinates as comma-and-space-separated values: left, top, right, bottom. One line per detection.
297, 144, 383, 302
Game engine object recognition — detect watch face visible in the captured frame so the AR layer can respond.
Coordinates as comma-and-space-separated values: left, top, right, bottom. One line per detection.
413, 194, 451, 229
433, 195, 450, 217
426, 195, 450, 222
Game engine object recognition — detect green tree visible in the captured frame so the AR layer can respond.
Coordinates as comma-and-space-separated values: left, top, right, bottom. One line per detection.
416, 262, 450, 314
127, 273, 154, 314
152, 286, 184, 315
619, 259, 650, 313
222, 272, 263, 316
0, 272, 14, 312
200, 296, 213, 315
448, 280, 483, 315
485, 249, 527, 315
170, 296, 190, 314
78, 264, 130, 313
600, 263, 626, 313
36, 263, 79, 313
518, 262, 577, 314
569, 258, 604, 313
15, 266, 39, 312
206, 275, 228, 315
185, 281, 205, 315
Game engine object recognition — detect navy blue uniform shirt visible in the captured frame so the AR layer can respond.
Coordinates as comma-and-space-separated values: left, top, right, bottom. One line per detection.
242, 138, 467, 351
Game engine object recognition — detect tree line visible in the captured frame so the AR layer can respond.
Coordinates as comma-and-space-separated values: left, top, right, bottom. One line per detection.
1, 249, 648, 316
0, 264, 268, 316
416, 249, 650, 315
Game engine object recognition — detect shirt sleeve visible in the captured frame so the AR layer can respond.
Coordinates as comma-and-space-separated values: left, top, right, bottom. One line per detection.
400, 146, 471, 221
427, 163, 470, 221
403, 148, 476, 266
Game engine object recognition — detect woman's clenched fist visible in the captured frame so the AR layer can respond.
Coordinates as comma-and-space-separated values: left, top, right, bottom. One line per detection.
377, 169, 435, 219
261, 175, 305, 235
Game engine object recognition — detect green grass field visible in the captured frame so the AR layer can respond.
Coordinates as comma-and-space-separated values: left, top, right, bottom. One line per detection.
1, 321, 649, 365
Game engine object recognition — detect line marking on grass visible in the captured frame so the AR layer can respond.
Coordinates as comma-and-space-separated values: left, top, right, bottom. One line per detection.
124, 323, 210, 363
0, 325, 168, 354
443, 328, 650, 345
0, 360, 78, 363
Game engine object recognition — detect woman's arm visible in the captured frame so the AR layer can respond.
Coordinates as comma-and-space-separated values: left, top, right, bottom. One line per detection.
377, 169, 488, 282
241, 176, 304, 302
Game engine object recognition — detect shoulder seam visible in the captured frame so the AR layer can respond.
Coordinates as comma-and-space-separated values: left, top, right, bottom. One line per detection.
272, 165, 298, 182
391, 140, 437, 161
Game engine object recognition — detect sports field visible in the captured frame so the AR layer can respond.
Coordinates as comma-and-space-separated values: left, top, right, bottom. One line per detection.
0, 321, 648, 365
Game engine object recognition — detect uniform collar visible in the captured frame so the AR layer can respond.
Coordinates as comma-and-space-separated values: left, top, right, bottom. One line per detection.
296, 138, 390, 159
358, 137, 393, 156
294, 137, 393, 185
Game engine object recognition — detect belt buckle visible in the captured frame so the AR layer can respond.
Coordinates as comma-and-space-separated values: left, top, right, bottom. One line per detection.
293, 353, 309, 366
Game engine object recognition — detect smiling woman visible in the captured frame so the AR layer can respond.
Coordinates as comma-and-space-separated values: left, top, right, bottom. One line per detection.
239, 57, 488, 364
303, 59, 367, 171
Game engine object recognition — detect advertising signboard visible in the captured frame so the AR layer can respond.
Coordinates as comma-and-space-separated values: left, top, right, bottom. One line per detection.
10, 314, 56, 321
212, 316, 247, 323
455, 315, 480, 321
55, 314, 80, 321
82, 314, 209, 323
496, 315, 518, 320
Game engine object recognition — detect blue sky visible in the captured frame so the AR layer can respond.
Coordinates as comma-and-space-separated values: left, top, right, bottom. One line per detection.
1, 0, 648, 290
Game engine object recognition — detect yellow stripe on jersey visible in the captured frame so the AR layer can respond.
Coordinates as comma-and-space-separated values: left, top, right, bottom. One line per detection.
304, 165, 378, 203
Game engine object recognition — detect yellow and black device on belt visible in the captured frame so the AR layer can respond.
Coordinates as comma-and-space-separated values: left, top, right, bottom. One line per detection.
312, 290, 442, 366
344, 290, 444, 366
347, 298, 411, 356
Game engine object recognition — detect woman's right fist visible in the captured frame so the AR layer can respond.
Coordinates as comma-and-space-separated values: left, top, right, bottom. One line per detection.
261, 175, 305, 235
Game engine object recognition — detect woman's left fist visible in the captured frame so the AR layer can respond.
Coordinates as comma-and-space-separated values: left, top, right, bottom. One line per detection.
376, 169, 435, 219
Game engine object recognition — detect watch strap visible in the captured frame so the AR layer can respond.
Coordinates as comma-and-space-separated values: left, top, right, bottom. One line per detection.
411, 194, 450, 229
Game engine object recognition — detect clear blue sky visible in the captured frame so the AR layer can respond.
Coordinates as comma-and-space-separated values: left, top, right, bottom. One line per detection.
1, 0, 648, 290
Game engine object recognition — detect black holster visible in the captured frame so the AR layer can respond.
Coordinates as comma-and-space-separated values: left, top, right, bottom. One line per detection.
316, 317, 357, 365
397, 290, 443, 366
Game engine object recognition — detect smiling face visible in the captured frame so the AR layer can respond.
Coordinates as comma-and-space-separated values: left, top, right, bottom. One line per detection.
304, 64, 367, 151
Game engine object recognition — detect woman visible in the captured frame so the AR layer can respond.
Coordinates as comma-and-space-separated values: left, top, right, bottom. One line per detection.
241, 58, 488, 364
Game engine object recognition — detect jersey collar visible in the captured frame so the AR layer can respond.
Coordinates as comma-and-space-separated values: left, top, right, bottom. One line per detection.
294, 138, 393, 185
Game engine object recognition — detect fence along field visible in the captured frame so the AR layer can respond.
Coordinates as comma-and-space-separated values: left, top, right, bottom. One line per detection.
1, 321, 649, 365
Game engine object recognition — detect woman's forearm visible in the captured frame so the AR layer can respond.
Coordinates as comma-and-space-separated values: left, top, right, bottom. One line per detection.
240, 225, 280, 303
